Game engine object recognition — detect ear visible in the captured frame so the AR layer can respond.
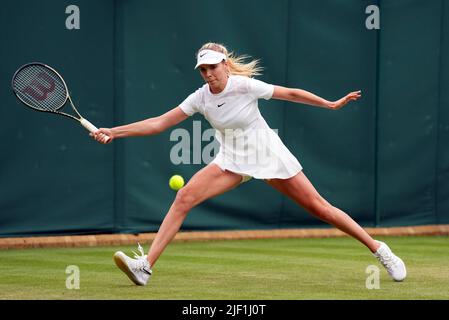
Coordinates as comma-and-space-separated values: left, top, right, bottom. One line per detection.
223, 60, 230, 74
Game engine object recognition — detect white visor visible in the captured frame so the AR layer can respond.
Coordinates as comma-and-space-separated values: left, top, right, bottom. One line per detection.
194, 49, 227, 69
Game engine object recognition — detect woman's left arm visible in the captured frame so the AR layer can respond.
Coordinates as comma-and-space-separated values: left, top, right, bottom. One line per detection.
272, 85, 361, 110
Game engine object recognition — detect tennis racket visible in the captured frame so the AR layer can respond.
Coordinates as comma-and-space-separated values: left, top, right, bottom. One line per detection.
11, 62, 109, 141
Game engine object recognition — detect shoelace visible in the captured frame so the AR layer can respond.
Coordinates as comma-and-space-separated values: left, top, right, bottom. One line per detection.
377, 250, 397, 269
131, 243, 152, 274
132, 242, 146, 260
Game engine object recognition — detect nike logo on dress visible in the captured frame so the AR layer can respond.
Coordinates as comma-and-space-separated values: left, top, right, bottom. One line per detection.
217, 103, 226, 107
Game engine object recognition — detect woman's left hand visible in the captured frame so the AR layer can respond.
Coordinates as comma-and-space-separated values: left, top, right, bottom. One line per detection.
327, 90, 362, 110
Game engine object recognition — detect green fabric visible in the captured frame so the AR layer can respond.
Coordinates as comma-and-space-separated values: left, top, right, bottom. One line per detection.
0, 0, 447, 236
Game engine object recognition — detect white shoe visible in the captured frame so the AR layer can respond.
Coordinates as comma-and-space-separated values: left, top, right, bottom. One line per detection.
373, 241, 407, 282
114, 243, 152, 286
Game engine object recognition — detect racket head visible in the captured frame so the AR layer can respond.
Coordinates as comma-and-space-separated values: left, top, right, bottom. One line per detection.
12, 62, 69, 113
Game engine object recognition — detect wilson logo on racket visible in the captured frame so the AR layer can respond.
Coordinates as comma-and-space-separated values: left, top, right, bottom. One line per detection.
22, 72, 56, 101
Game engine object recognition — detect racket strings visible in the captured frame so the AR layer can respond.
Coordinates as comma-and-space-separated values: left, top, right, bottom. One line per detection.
13, 65, 67, 112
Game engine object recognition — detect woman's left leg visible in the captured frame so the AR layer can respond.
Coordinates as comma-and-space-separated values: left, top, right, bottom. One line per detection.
265, 171, 379, 253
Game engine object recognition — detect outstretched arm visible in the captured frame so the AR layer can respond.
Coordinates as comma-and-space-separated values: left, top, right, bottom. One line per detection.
91, 106, 189, 144
272, 85, 361, 110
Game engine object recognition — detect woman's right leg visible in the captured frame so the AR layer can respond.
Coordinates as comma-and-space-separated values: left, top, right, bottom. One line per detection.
147, 164, 243, 267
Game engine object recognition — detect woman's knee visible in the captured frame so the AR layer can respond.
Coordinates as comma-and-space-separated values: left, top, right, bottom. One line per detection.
173, 187, 196, 213
306, 196, 335, 222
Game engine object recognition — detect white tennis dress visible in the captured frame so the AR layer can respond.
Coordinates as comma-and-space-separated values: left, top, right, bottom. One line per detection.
179, 75, 302, 180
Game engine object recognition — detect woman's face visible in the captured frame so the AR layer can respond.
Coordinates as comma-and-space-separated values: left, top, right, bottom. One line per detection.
198, 61, 229, 94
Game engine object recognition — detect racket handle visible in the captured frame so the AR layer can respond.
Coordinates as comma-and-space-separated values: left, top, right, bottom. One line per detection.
80, 118, 110, 142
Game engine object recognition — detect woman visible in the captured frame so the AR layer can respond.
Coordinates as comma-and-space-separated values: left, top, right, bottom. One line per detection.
92, 42, 406, 286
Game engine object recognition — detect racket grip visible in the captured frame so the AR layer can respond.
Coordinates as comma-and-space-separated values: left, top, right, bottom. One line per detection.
80, 118, 110, 142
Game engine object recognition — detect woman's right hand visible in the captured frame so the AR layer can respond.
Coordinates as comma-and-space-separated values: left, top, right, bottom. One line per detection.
90, 128, 114, 144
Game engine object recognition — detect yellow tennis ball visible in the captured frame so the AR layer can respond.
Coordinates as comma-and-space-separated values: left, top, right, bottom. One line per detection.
169, 175, 185, 191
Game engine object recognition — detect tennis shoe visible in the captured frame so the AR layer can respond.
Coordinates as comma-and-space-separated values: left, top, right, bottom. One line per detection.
373, 241, 406, 282
114, 243, 152, 286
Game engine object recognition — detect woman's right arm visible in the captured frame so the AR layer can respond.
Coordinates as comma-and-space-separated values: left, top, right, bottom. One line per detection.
92, 106, 189, 144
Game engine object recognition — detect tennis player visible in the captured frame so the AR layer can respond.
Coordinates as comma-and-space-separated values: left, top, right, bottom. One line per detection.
92, 42, 406, 285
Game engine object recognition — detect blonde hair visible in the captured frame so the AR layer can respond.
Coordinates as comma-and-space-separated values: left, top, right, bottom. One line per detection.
197, 42, 263, 78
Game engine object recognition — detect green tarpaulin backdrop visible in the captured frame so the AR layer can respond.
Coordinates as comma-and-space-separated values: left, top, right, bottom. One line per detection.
0, 0, 448, 236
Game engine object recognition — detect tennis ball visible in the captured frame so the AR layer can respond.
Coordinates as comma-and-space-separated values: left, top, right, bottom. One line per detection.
169, 175, 185, 191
